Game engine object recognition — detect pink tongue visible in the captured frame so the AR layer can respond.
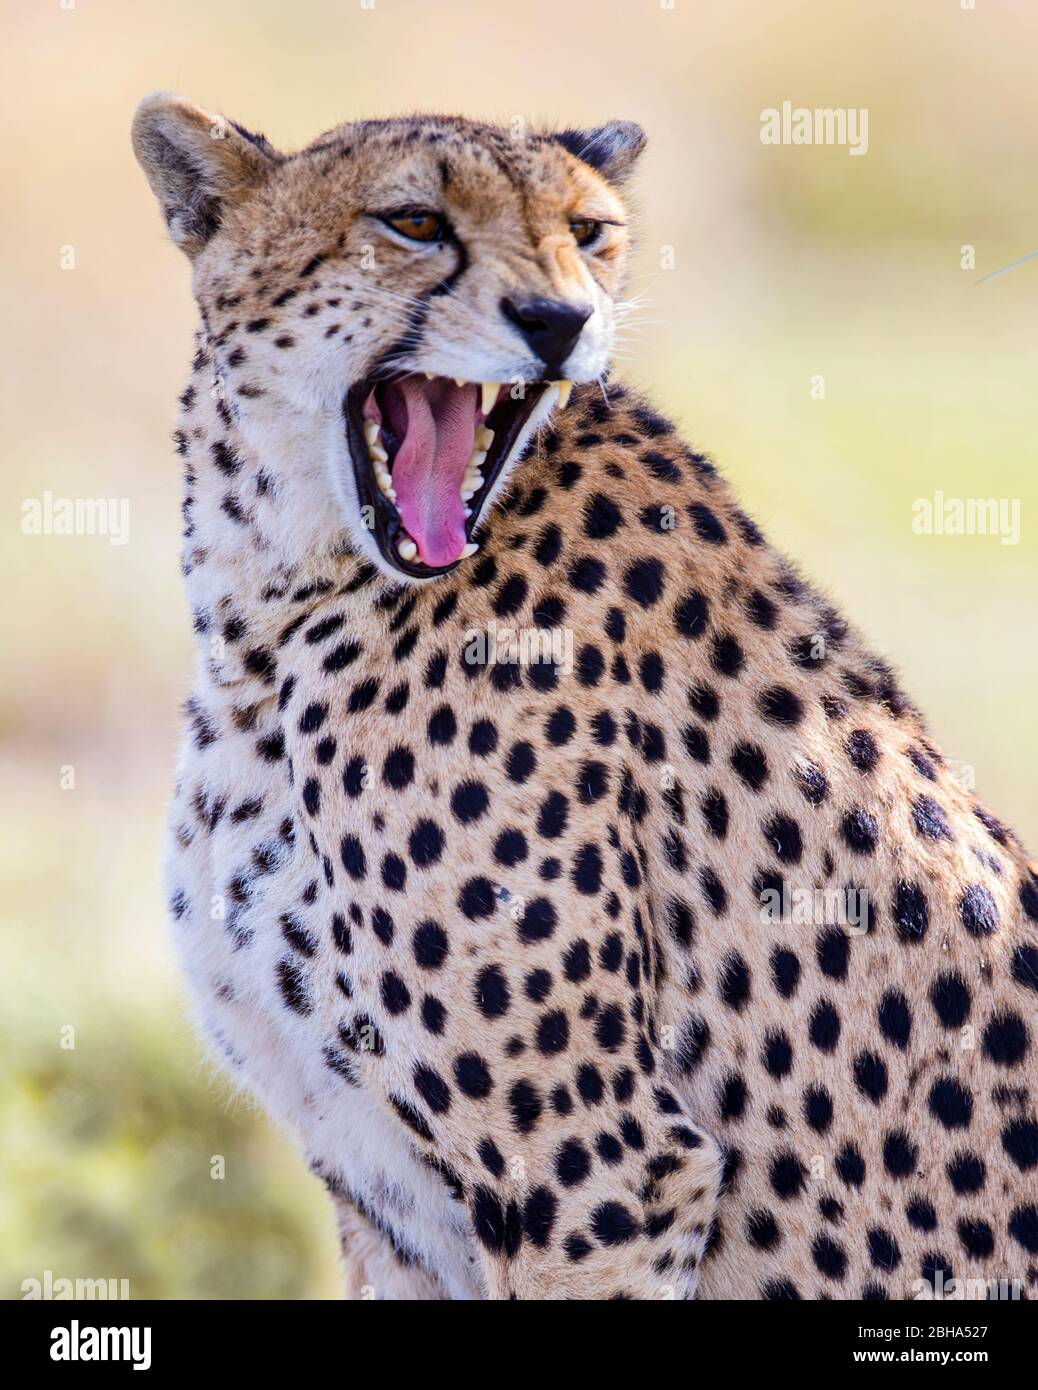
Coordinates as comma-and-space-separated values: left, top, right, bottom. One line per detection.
384, 379, 477, 568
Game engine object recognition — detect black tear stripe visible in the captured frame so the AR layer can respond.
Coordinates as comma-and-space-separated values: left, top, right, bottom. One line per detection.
372, 231, 471, 376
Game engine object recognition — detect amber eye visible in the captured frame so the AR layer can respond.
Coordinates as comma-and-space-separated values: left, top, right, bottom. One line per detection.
385, 211, 444, 243
570, 217, 603, 248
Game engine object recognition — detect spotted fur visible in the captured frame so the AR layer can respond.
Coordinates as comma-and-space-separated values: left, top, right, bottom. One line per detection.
136, 97, 1038, 1300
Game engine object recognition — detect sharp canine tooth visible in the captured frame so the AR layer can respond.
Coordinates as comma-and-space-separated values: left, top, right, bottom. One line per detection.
460, 542, 479, 558
363, 420, 381, 446
476, 425, 494, 449
397, 538, 418, 561
424, 372, 435, 380
555, 379, 573, 408
480, 382, 498, 415
454, 378, 467, 388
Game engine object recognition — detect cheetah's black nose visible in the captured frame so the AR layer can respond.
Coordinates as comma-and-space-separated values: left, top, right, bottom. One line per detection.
500, 295, 593, 376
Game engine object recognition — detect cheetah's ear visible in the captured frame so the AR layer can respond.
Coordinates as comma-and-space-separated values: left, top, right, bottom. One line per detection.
554, 121, 646, 185
131, 92, 279, 258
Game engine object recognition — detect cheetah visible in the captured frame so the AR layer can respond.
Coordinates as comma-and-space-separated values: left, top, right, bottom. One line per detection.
133, 93, 1038, 1301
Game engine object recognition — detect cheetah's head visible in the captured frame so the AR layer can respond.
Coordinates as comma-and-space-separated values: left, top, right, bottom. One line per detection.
133, 96, 643, 583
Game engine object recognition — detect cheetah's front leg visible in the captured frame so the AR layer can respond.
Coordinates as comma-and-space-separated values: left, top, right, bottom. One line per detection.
330, 1189, 448, 1300
341, 945, 724, 1300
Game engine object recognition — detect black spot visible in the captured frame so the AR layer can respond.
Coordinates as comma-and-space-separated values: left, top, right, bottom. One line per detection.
555, 1138, 591, 1187
674, 590, 710, 639
493, 574, 528, 618
454, 1052, 493, 1098
868, 1228, 901, 1271
522, 1187, 558, 1249
414, 1064, 451, 1115
846, 729, 880, 772
853, 1051, 889, 1103
731, 743, 768, 791
883, 1129, 918, 1179
459, 877, 496, 920
1002, 1119, 1038, 1172
718, 952, 751, 1010
746, 1210, 781, 1250
475, 964, 510, 1018
982, 1010, 1029, 1067
877, 990, 912, 1049
451, 779, 490, 824
536, 1010, 570, 1055
689, 502, 727, 544
583, 492, 625, 539
816, 928, 849, 980
759, 686, 803, 727
771, 948, 801, 999
412, 920, 449, 969
795, 762, 829, 805
809, 999, 841, 1052
763, 1030, 792, 1078
803, 1086, 833, 1134
591, 1202, 639, 1246
409, 819, 444, 867
959, 883, 999, 937
928, 1075, 973, 1130
906, 1197, 936, 1232
946, 1151, 985, 1195
568, 555, 607, 594
382, 745, 415, 790
711, 633, 744, 677
764, 815, 803, 864
841, 808, 878, 855
380, 971, 411, 1015
518, 897, 557, 943
1011, 943, 1038, 992
623, 557, 666, 608
893, 881, 929, 943
769, 1151, 806, 1200
1009, 1205, 1038, 1254
276, 958, 311, 1015
812, 1234, 847, 1280
339, 835, 366, 880
929, 972, 970, 1028
912, 795, 952, 841
472, 1186, 509, 1253
835, 1143, 865, 1188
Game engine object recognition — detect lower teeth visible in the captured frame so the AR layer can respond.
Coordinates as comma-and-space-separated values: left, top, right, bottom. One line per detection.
363, 396, 503, 569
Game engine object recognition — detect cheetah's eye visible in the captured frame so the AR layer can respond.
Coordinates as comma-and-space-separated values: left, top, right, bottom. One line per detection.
569, 218, 603, 248
384, 211, 445, 243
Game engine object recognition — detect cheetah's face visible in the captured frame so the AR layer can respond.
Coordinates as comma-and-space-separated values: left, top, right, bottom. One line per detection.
133, 97, 644, 582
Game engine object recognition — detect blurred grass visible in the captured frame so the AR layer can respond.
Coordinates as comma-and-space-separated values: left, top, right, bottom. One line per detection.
1, 0, 1036, 1298
0, 1005, 341, 1300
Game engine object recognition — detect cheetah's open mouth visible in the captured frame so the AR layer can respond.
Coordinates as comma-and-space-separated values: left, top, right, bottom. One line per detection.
344, 376, 565, 578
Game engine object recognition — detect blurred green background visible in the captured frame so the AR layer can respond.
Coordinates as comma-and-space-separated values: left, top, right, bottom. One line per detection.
2, 0, 1036, 1299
